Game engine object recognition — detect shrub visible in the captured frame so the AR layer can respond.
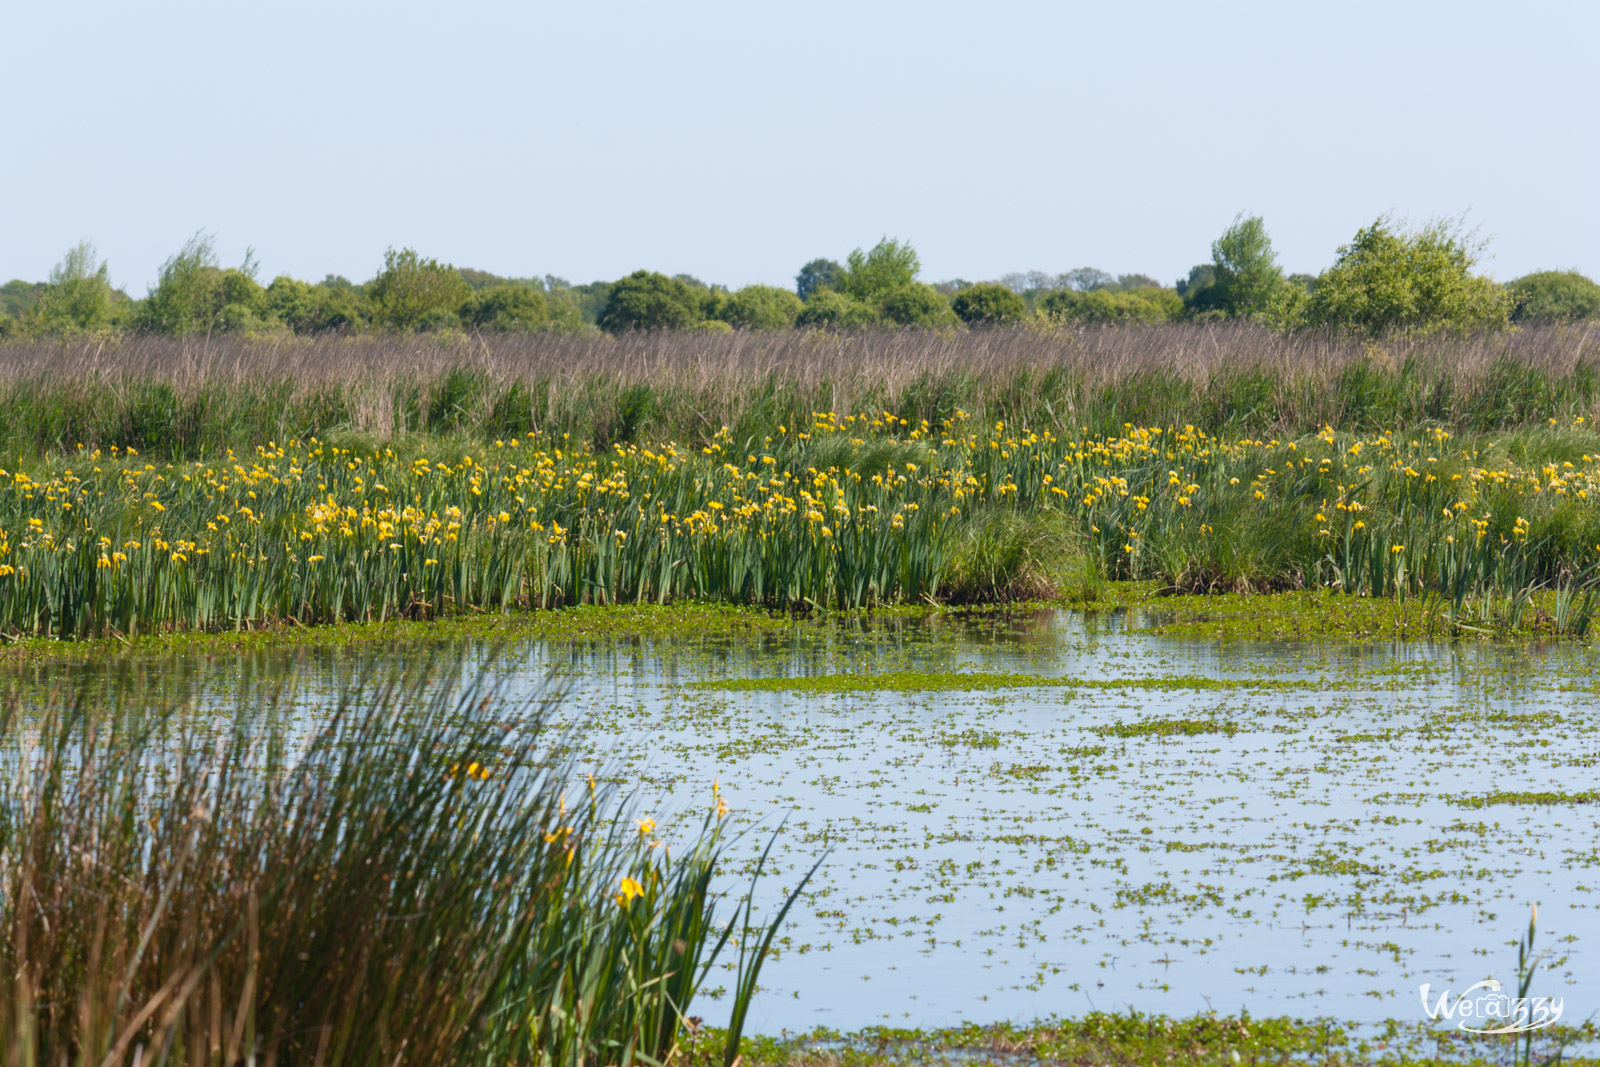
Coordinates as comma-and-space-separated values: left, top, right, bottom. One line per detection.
1040, 286, 1179, 325
368, 248, 471, 332
1509, 271, 1600, 323
598, 270, 705, 332
879, 282, 957, 327
795, 289, 881, 329
1303, 216, 1511, 336
951, 282, 1027, 326
462, 284, 550, 332
721, 284, 803, 330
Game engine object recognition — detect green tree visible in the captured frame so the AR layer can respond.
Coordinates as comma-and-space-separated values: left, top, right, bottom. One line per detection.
1, 280, 47, 320
597, 270, 705, 332
1206, 214, 1286, 319
841, 238, 920, 302
1303, 216, 1511, 336
34, 241, 114, 333
367, 248, 470, 331
721, 284, 803, 330
462, 285, 550, 332
879, 282, 957, 327
794, 290, 881, 329
1508, 271, 1600, 323
950, 282, 1026, 326
140, 232, 227, 335
796, 258, 843, 301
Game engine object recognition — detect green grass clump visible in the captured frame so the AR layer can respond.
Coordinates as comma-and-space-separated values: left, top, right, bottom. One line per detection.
0, 659, 808, 1066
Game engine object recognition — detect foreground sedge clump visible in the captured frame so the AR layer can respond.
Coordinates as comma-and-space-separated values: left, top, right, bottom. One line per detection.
0, 411, 1597, 636
0, 658, 810, 1066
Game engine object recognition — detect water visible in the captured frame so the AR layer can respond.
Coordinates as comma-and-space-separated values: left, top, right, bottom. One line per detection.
21, 609, 1600, 1035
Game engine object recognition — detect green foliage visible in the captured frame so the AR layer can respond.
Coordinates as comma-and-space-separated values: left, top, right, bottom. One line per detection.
1040, 286, 1181, 324
598, 270, 706, 332
1, 279, 47, 320
368, 248, 471, 332
878, 282, 957, 327
139, 232, 227, 335
0, 666, 802, 1066
462, 284, 550, 332
1509, 270, 1600, 323
721, 284, 803, 330
841, 237, 920, 302
1205, 214, 1287, 320
795, 289, 881, 329
1303, 216, 1511, 336
951, 282, 1027, 326
795, 258, 843, 301
33, 241, 115, 334
263, 275, 369, 333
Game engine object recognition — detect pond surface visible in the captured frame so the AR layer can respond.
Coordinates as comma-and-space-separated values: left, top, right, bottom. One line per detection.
28, 608, 1600, 1035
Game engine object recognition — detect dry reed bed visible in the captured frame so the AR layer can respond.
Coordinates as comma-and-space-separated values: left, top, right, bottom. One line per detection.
0, 324, 1596, 455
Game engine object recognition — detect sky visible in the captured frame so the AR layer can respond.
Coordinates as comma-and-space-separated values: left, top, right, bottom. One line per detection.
2, 0, 1596, 294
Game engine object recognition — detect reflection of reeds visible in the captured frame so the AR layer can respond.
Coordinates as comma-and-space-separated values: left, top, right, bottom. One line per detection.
0, 661, 802, 1066
0, 323, 1595, 454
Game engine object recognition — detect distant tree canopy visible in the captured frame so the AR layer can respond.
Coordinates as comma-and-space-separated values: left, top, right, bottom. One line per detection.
795, 258, 843, 301
1041, 286, 1181, 325
1508, 270, 1600, 323
951, 283, 1026, 326
34, 241, 115, 333
721, 285, 803, 330
1301, 216, 1510, 336
1, 220, 1584, 340
368, 248, 472, 332
598, 271, 707, 332
840, 238, 920, 303
795, 289, 880, 329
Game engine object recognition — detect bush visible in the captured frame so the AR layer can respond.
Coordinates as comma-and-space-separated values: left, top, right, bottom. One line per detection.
720, 284, 803, 330
951, 283, 1027, 326
1509, 271, 1600, 323
1303, 216, 1511, 336
597, 270, 705, 332
368, 248, 471, 332
795, 289, 881, 329
879, 282, 957, 327
1040, 286, 1180, 325
462, 284, 550, 332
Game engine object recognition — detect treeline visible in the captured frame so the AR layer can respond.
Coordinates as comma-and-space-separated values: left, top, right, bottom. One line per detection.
3, 216, 1599, 343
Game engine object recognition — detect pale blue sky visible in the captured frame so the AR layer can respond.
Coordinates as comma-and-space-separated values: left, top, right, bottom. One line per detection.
3, 0, 1595, 293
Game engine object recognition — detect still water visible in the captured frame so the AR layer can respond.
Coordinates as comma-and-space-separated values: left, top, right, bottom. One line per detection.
33, 608, 1600, 1034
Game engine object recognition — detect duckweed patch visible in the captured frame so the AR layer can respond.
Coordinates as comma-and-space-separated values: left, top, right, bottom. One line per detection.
1447, 789, 1600, 808
696, 670, 1324, 694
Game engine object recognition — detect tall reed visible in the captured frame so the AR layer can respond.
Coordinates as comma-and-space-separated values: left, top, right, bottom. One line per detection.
0, 658, 806, 1066
0, 323, 1595, 458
